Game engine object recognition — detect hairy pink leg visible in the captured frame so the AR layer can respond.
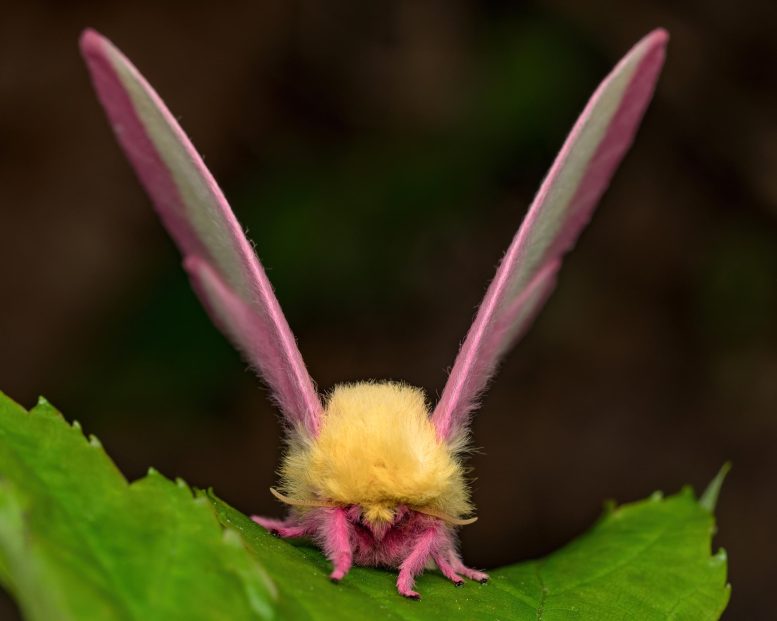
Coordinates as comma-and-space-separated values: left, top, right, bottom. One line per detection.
450, 553, 489, 583
251, 515, 309, 538
322, 507, 353, 582
397, 527, 438, 599
431, 549, 464, 587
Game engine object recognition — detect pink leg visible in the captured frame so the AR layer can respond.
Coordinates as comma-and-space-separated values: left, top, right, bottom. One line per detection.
251, 515, 308, 538
397, 527, 438, 599
431, 549, 464, 587
321, 507, 353, 582
450, 552, 489, 583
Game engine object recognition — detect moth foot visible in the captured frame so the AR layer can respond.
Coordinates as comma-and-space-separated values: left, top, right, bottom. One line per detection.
459, 566, 489, 583
329, 569, 348, 583
397, 572, 422, 599
438, 568, 465, 587
251, 515, 307, 539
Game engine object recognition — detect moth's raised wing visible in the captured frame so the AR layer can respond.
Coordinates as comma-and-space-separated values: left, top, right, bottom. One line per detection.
80, 30, 323, 435
431, 29, 668, 442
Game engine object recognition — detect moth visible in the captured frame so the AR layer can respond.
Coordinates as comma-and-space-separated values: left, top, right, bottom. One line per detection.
81, 28, 667, 599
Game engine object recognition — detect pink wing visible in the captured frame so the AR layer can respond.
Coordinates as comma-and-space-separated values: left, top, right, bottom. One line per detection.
80, 30, 323, 435
432, 29, 668, 442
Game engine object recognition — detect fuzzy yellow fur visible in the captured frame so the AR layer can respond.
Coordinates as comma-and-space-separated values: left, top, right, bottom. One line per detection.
280, 382, 471, 523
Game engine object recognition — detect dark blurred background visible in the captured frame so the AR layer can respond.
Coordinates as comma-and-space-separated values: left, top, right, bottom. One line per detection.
1, 1, 775, 619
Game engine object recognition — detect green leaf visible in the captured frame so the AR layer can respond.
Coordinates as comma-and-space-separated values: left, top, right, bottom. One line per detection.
700, 462, 731, 514
0, 392, 729, 620
208, 490, 730, 620
0, 393, 276, 621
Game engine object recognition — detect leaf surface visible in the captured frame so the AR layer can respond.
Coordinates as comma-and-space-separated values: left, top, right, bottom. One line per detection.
210, 489, 729, 621
0, 393, 729, 620
0, 393, 276, 621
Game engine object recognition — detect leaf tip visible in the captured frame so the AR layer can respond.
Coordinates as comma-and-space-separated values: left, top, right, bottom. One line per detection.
31, 396, 62, 420
679, 484, 695, 499
175, 478, 198, 498
699, 462, 731, 514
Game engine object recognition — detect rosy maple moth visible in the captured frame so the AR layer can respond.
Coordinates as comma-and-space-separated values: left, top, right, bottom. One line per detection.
80, 28, 667, 599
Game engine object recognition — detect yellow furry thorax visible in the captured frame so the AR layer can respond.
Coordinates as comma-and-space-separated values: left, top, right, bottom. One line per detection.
280, 382, 472, 524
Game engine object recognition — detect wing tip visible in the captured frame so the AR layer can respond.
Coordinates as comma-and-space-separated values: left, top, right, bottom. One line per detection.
645, 27, 670, 47
79, 28, 108, 60
616, 29, 668, 80
646, 27, 669, 61
637, 28, 669, 69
